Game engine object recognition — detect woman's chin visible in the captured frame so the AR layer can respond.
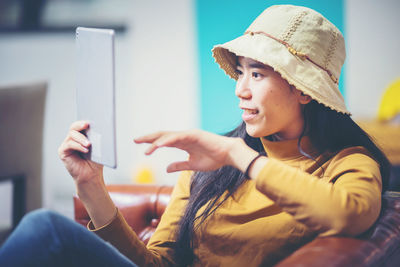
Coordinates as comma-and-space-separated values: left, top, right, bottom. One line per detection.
245, 124, 268, 138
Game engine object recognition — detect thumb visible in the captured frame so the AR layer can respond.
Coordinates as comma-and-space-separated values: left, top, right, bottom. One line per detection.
166, 161, 191, 173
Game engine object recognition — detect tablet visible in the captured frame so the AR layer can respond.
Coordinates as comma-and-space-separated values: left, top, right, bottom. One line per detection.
76, 27, 117, 168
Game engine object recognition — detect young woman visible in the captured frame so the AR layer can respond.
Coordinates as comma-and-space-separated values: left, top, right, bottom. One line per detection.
0, 5, 390, 267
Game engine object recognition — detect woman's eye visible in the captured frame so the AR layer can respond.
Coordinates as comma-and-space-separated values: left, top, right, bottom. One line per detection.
252, 72, 262, 78
235, 69, 243, 75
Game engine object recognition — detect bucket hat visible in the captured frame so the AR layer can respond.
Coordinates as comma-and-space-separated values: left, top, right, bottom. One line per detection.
212, 5, 349, 114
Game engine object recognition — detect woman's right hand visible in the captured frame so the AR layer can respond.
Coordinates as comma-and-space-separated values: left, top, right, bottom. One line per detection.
58, 121, 103, 186
58, 121, 117, 228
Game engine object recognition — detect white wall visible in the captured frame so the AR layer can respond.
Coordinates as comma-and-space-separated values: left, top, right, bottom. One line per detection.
0, 0, 198, 218
346, 0, 400, 118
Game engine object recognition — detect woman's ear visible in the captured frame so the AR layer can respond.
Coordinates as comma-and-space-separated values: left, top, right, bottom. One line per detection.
291, 86, 312, 104
298, 91, 312, 104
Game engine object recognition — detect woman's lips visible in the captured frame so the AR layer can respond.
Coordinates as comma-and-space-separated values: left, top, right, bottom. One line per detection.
241, 108, 259, 121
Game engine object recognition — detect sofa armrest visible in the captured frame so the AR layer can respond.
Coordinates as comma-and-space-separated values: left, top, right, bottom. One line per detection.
276, 191, 400, 267
73, 184, 173, 245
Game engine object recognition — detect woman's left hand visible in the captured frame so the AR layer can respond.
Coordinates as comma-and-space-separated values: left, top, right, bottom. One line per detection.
134, 130, 245, 173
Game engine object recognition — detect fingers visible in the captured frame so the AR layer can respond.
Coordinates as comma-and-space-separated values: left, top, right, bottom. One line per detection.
134, 131, 165, 144
137, 132, 193, 171
144, 143, 159, 155
141, 132, 187, 155
69, 120, 90, 132
167, 161, 190, 173
58, 121, 91, 159
58, 138, 89, 160
65, 139, 89, 153
143, 134, 173, 155
69, 130, 91, 148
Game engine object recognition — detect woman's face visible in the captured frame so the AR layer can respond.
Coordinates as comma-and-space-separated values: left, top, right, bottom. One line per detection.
235, 56, 310, 140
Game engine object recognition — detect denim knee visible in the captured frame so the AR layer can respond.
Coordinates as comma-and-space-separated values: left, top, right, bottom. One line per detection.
20, 208, 60, 226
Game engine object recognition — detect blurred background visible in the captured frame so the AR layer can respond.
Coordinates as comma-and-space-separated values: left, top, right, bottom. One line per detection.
0, 0, 399, 234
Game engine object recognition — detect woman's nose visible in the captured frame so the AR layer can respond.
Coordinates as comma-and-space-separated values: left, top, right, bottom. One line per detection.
235, 76, 252, 99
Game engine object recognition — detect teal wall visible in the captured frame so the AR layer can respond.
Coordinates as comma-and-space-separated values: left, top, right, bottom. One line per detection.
196, 0, 345, 133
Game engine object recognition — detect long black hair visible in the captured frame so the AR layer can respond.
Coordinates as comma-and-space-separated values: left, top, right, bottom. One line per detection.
173, 100, 391, 266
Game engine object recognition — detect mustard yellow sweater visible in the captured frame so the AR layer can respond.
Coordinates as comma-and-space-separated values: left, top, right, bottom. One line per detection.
89, 137, 382, 267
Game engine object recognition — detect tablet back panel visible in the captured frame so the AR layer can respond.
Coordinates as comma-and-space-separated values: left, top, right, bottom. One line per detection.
76, 27, 117, 168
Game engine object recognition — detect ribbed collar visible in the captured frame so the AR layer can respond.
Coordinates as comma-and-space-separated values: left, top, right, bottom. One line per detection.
260, 136, 319, 160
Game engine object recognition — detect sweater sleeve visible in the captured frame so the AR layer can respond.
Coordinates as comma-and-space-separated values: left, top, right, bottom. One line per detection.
255, 146, 382, 236
88, 171, 192, 267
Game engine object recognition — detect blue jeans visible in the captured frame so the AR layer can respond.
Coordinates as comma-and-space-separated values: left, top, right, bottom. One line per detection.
0, 209, 138, 267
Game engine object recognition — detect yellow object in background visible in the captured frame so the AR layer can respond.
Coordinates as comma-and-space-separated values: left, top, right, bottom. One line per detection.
133, 166, 155, 184
378, 78, 400, 121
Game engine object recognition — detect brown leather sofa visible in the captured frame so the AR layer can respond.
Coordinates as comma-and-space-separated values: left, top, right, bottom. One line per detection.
74, 185, 400, 266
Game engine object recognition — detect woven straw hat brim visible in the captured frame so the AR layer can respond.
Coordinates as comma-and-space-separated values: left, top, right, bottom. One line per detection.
212, 33, 350, 115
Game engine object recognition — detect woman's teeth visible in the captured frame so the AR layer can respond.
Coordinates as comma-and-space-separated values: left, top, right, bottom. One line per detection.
244, 109, 258, 114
